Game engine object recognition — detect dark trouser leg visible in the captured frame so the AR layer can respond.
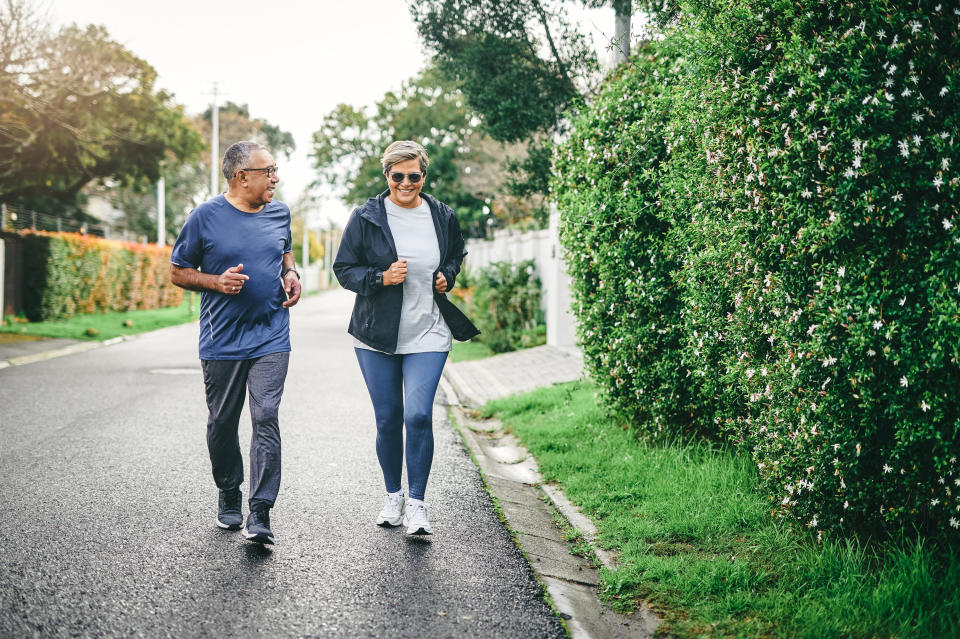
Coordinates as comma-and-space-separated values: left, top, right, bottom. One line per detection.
355, 348, 404, 494
201, 358, 251, 492
246, 351, 289, 512
401, 351, 448, 501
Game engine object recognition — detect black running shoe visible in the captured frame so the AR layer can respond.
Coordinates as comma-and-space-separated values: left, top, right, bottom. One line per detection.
243, 508, 274, 545
217, 488, 243, 530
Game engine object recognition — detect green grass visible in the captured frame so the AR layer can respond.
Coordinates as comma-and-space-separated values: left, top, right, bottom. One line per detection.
482, 381, 960, 638
449, 339, 495, 362
0, 293, 200, 341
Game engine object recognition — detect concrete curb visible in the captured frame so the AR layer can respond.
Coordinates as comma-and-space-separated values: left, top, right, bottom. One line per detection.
439, 369, 662, 639
0, 334, 135, 369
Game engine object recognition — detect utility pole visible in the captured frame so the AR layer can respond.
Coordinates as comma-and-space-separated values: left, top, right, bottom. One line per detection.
156, 176, 165, 246
209, 82, 220, 198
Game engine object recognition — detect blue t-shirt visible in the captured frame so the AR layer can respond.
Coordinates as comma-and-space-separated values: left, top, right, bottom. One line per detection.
170, 195, 292, 360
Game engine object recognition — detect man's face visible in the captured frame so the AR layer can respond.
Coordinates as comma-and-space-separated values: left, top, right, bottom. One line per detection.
384, 158, 425, 208
241, 149, 279, 205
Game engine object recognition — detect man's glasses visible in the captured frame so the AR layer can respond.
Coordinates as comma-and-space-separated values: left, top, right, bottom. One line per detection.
241, 165, 279, 177
388, 171, 423, 184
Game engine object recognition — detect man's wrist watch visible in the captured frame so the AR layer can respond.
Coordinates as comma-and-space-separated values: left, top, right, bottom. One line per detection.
375, 271, 383, 287
281, 267, 300, 280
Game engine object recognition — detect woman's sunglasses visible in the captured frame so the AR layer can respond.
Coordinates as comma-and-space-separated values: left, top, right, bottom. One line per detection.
388, 171, 423, 184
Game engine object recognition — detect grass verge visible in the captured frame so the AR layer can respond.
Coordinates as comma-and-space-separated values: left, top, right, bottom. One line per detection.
449, 340, 495, 362
1, 293, 199, 341
482, 380, 960, 638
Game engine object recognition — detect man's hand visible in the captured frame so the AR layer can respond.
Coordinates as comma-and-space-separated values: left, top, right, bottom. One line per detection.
219, 264, 249, 295
282, 272, 301, 308
434, 271, 448, 294
383, 259, 407, 286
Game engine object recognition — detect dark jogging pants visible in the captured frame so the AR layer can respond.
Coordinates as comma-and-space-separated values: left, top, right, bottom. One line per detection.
200, 351, 289, 511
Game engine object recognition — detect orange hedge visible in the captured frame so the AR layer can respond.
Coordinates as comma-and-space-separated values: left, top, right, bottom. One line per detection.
20, 230, 182, 321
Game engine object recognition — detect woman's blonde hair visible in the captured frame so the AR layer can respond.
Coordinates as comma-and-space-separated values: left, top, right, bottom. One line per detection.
381, 140, 429, 174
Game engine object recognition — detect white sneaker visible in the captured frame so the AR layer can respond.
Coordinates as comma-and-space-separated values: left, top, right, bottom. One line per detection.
376, 490, 405, 527
402, 499, 433, 535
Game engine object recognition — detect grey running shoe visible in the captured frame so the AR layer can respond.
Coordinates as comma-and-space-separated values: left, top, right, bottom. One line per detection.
216, 488, 243, 530
243, 508, 274, 544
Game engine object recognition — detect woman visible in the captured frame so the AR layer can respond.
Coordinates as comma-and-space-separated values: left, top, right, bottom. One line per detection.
333, 140, 479, 536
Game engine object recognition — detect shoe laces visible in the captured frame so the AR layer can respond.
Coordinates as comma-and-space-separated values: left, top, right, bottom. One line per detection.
384, 492, 404, 511
408, 501, 429, 522
223, 490, 242, 511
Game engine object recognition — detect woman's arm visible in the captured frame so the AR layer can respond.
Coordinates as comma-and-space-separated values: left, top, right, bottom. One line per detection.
333, 212, 382, 296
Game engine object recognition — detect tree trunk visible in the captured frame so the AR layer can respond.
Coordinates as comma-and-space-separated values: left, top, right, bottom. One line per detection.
613, 0, 631, 65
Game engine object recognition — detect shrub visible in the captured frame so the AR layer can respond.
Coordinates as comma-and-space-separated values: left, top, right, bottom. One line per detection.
456, 260, 545, 353
553, 1, 960, 541
20, 230, 182, 321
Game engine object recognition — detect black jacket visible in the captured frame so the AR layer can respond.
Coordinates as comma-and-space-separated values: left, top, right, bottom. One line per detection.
333, 191, 480, 353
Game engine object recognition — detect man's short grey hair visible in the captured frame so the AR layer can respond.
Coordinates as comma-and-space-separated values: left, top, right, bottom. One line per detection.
381, 140, 429, 174
222, 141, 267, 181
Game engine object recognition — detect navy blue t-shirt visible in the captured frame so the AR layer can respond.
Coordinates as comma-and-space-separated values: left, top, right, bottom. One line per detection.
170, 195, 292, 360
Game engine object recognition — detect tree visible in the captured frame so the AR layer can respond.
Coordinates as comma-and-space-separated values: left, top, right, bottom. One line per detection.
104, 106, 296, 242
310, 66, 527, 238
0, 0, 204, 218
410, 0, 598, 144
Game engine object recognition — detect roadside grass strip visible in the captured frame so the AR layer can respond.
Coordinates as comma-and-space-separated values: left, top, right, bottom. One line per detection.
1, 294, 200, 341
449, 340, 496, 363
481, 381, 960, 639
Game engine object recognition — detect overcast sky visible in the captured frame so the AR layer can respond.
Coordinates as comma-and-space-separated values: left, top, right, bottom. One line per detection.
46, 0, 620, 225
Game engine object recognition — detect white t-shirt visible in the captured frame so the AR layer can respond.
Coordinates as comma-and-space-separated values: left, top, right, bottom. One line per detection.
354, 198, 452, 354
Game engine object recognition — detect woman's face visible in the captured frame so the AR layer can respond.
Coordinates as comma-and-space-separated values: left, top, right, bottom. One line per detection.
385, 158, 425, 209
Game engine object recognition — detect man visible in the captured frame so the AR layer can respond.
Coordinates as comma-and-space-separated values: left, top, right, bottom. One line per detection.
170, 140, 301, 545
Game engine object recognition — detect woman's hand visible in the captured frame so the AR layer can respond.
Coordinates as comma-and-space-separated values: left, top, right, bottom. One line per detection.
434, 271, 447, 294
383, 259, 407, 286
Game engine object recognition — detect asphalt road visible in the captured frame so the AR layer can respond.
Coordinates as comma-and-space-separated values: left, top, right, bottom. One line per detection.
0, 288, 566, 638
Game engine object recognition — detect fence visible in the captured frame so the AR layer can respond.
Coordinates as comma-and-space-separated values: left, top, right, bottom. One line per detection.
1, 203, 109, 237
463, 207, 577, 348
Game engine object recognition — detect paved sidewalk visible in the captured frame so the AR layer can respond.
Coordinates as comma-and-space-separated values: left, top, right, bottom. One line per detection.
442, 344, 584, 407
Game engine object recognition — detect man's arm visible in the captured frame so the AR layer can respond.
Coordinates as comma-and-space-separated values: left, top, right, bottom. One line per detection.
170, 263, 248, 295
281, 253, 301, 308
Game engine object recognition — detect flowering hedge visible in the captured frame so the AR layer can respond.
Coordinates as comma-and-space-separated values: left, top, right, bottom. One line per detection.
554, 1, 960, 541
21, 231, 182, 321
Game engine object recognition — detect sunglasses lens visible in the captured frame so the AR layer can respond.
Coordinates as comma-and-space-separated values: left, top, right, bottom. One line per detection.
390, 172, 422, 183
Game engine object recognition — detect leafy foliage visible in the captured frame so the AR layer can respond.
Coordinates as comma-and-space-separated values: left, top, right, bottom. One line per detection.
309, 66, 521, 238
0, 1, 204, 217
20, 230, 182, 321
451, 260, 545, 353
554, 0, 960, 541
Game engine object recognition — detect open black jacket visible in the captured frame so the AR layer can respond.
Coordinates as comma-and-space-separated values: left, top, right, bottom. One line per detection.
333, 190, 480, 354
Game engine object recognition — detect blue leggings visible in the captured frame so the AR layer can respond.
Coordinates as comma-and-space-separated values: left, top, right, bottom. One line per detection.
354, 349, 448, 501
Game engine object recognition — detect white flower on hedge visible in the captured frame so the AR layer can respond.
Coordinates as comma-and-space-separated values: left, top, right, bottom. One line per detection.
892, 192, 903, 202
856, 443, 862, 456
900, 376, 909, 387
844, 501, 849, 509
935, 177, 944, 191
873, 320, 883, 330
950, 518, 959, 529
746, 368, 755, 379
899, 297, 906, 306
807, 516, 818, 528
932, 498, 940, 507
898, 140, 909, 157
868, 349, 876, 356
921, 400, 930, 412
913, 135, 922, 147
941, 86, 949, 97
822, 356, 837, 367
884, 464, 893, 473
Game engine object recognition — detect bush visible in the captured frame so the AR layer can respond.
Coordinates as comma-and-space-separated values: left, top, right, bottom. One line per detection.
553, 1, 960, 541
21, 230, 182, 321
452, 260, 545, 353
